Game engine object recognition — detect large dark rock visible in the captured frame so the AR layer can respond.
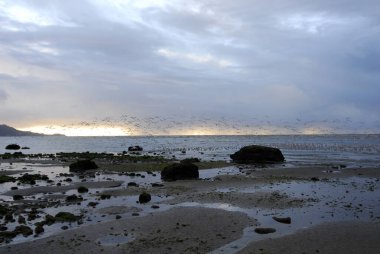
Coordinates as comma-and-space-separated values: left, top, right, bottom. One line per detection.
230, 145, 285, 163
161, 163, 199, 181
69, 160, 98, 172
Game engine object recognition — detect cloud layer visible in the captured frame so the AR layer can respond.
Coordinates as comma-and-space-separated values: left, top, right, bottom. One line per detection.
0, 0, 379, 135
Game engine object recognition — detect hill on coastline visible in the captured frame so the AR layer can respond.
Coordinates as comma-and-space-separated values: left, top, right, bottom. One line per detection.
0, 124, 47, 136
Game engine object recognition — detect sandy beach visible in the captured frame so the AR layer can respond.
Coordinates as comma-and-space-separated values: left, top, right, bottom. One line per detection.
1, 157, 380, 253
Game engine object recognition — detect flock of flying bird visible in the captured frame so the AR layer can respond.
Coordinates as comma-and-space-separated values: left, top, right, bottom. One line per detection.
41, 114, 377, 136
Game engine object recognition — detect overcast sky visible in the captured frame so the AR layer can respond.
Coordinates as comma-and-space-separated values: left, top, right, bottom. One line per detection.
0, 0, 379, 135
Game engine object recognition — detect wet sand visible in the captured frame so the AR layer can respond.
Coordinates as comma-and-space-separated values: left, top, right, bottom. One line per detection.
239, 221, 380, 254
0, 160, 379, 253
2, 207, 253, 254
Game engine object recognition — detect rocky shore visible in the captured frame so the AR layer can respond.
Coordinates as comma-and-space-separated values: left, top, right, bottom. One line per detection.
0, 148, 379, 253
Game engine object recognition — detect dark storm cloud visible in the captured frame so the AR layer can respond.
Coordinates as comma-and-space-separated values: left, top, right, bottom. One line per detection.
0, 0, 379, 134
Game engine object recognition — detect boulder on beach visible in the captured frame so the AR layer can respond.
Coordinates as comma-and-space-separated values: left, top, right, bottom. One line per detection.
128, 146, 143, 152
139, 192, 151, 204
230, 145, 285, 163
161, 163, 199, 181
69, 160, 98, 172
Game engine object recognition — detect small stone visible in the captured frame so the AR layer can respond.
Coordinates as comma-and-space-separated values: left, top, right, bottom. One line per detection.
127, 182, 138, 187
272, 216, 291, 224
254, 228, 276, 234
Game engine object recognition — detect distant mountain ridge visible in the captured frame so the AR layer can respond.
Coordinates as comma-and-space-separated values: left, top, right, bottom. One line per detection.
0, 124, 46, 136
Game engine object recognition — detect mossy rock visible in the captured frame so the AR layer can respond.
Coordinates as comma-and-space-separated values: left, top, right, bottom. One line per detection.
14, 225, 33, 237
44, 214, 56, 225
18, 173, 49, 184
69, 160, 98, 172
139, 192, 151, 204
230, 145, 285, 163
5, 144, 20, 150
35, 225, 44, 235
161, 163, 199, 181
0, 175, 16, 184
65, 194, 83, 202
55, 212, 79, 222
0, 230, 17, 239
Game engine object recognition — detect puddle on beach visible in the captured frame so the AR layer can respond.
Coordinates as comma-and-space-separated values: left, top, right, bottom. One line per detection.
208, 177, 380, 253
0, 162, 241, 245
1, 161, 380, 253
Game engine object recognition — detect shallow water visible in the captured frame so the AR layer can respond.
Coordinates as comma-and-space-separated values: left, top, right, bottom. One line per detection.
209, 177, 380, 253
1, 134, 380, 168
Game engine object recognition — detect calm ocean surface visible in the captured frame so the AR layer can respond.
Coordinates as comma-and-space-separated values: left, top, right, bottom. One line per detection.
1, 135, 379, 168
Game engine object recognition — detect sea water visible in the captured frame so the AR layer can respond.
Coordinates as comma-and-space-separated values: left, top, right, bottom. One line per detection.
0, 135, 379, 168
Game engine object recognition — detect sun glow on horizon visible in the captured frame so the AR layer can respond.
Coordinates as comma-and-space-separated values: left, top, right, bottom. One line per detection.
21, 125, 128, 136
18, 123, 340, 137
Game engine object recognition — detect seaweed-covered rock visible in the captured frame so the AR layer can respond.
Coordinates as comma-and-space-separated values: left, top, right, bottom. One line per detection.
128, 146, 143, 152
18, 215, 26, 224
65, 194, 83, 202
34, 225, 44, 235
44, 215, 56, 225
14, 225, 33, 237
0, 175, 16, 184
18, 173, 49, 185
5, 144, 20, 150
69, 160, 98, 172
230, 145, 285, 163
161, 163, 199, 181
139, 192, 151, 204
55, 212, 78, 222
